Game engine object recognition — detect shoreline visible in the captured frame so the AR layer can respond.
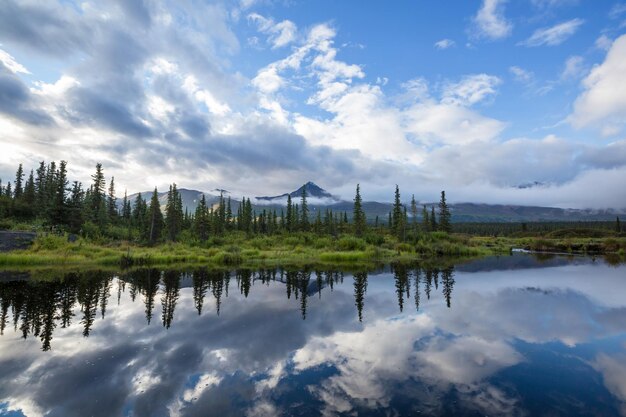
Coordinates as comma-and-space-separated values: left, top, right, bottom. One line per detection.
0, 232, 623, 270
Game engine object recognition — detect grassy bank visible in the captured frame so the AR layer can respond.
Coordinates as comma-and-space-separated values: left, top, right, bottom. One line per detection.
0, 231, 493, 269
1, 230, 624, 270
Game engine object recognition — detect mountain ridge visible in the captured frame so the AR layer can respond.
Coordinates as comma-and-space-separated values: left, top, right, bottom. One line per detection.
120, 183, 625, 222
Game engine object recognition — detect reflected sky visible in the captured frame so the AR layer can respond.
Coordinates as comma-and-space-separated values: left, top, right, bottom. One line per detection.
0, 254, 625, 416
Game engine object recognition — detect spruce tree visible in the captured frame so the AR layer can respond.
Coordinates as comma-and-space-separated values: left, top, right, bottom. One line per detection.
392, 185, 403, 238
617, 216, 622, 233
300, 185, 309, 231
165, 183, 183, 241
35, 161, 46, 214
107, 177, 117, 221
13, 164, 24, 200
421, 205, 430, 232
353, 184, 366, 236
438, 191, 451, 233
430, 206, 437, 231
410, 195, 418, 234
68, 181, 84, 233
90, 163, 106, 227
51, 160, 68, 225
286, 194, 293, 232
122, 190, 131, 220
195, 194, 209, 242
146, 188, 163, 244
23, 171, 36, 208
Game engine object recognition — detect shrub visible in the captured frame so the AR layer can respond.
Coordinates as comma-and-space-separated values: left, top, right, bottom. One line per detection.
336, 236, 366, 251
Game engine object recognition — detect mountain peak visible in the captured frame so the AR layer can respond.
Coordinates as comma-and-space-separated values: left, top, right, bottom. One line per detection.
255, 182, 335, 201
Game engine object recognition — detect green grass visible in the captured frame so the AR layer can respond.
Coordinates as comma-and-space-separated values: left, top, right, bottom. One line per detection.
1, 230, 624, 269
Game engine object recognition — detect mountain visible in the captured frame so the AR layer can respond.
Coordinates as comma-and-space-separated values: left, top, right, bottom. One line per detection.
120, 184, 625, 222
124, 188, 221, 213
256, 181, 339, 202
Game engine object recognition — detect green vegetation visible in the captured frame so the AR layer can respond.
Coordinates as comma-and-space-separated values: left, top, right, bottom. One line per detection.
1, 160, 624, 269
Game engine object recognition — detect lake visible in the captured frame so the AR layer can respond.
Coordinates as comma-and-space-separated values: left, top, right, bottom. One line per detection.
1, 254, 625, 416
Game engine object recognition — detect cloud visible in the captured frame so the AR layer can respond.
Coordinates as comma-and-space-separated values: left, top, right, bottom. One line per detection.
519, 18, 584, 47
595, 34, 613, 51
509, 66, 534, 83
248, 13, 297, 49
441, 74, 502, 106
569, 34, 626, 134
471, 0, 513, 40
609, 3, 626, 19
531, 0, 579, 8
0, 0, 623, 209
0, 0, 94, 56
560, 55, 585, 80
434, 39, 455, 49
0, 48, 30, 74
0, 63, 55, 126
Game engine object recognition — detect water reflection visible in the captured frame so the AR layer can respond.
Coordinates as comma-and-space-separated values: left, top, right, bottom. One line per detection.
1, 254, 625, 417
0, 265, 456, 350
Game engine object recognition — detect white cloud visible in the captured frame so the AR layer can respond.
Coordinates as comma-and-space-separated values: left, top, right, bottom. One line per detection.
531, 0, 579, 8
569, 34, 626, 134
595, 34, 613, 51
509, 66, 534, 83
251, 66, 284, 94
560, 55, 585, 80
0, 48, 30, 74
472, 0, 513, 40
609, 3, 626, 19
434, 39, 455, 49
519, 18, 584, 47
248, 13, 297, 49
441, 74, 502, 106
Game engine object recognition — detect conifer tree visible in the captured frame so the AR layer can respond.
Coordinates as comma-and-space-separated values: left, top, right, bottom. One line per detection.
410, 194, 418, 233
300, 185, 309, 231
122, 190, 131, 220
353, 184, 366, 236
430, 206, 437, 231
132, 193, 147, 229
422, 205, 430, 232
194, 194, 209, 242
146, 188, 163, 244
107, 177, 117, 220
13, 164, 24, 200
165, 184, 183, 241
23, 171, 36, 208
392, 185, 403, 238
617, 216, 622, 233
286, 194, 293, 232
68, 181, 84, 233
90, 163, 106, 227
35, 161, 46, 214
438, 190, 451, 232
51, 160, 68, 225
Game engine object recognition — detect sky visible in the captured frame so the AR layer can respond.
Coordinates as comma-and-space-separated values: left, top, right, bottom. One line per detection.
0, 0, 625, 208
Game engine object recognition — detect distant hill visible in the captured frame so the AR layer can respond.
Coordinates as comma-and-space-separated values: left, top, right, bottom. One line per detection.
120, 183, 625, 222
124, 188, 221, 213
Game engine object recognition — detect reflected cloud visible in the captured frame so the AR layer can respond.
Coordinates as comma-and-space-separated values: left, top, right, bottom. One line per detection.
0, 257, 625, 416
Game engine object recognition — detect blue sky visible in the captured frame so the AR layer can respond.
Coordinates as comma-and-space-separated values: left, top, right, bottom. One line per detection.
0, 0, 625, 208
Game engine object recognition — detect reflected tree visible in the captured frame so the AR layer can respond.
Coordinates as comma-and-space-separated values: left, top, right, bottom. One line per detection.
161, 270, 180, 329
192, 269, 210, 315
353, 272, 368, 322
441, 267, 455, 308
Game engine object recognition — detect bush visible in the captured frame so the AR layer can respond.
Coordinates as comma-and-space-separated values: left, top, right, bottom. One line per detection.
364, 233, 384, 246
336, 236, 366, 251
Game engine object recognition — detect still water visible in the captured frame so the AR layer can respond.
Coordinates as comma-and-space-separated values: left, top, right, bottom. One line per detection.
0, 254, 625, 416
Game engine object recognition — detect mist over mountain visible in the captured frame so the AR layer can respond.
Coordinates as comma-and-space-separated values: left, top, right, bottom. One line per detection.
123, 183, 625, 222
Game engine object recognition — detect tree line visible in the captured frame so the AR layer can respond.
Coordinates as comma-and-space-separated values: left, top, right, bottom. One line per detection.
0, 161, 452, 244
